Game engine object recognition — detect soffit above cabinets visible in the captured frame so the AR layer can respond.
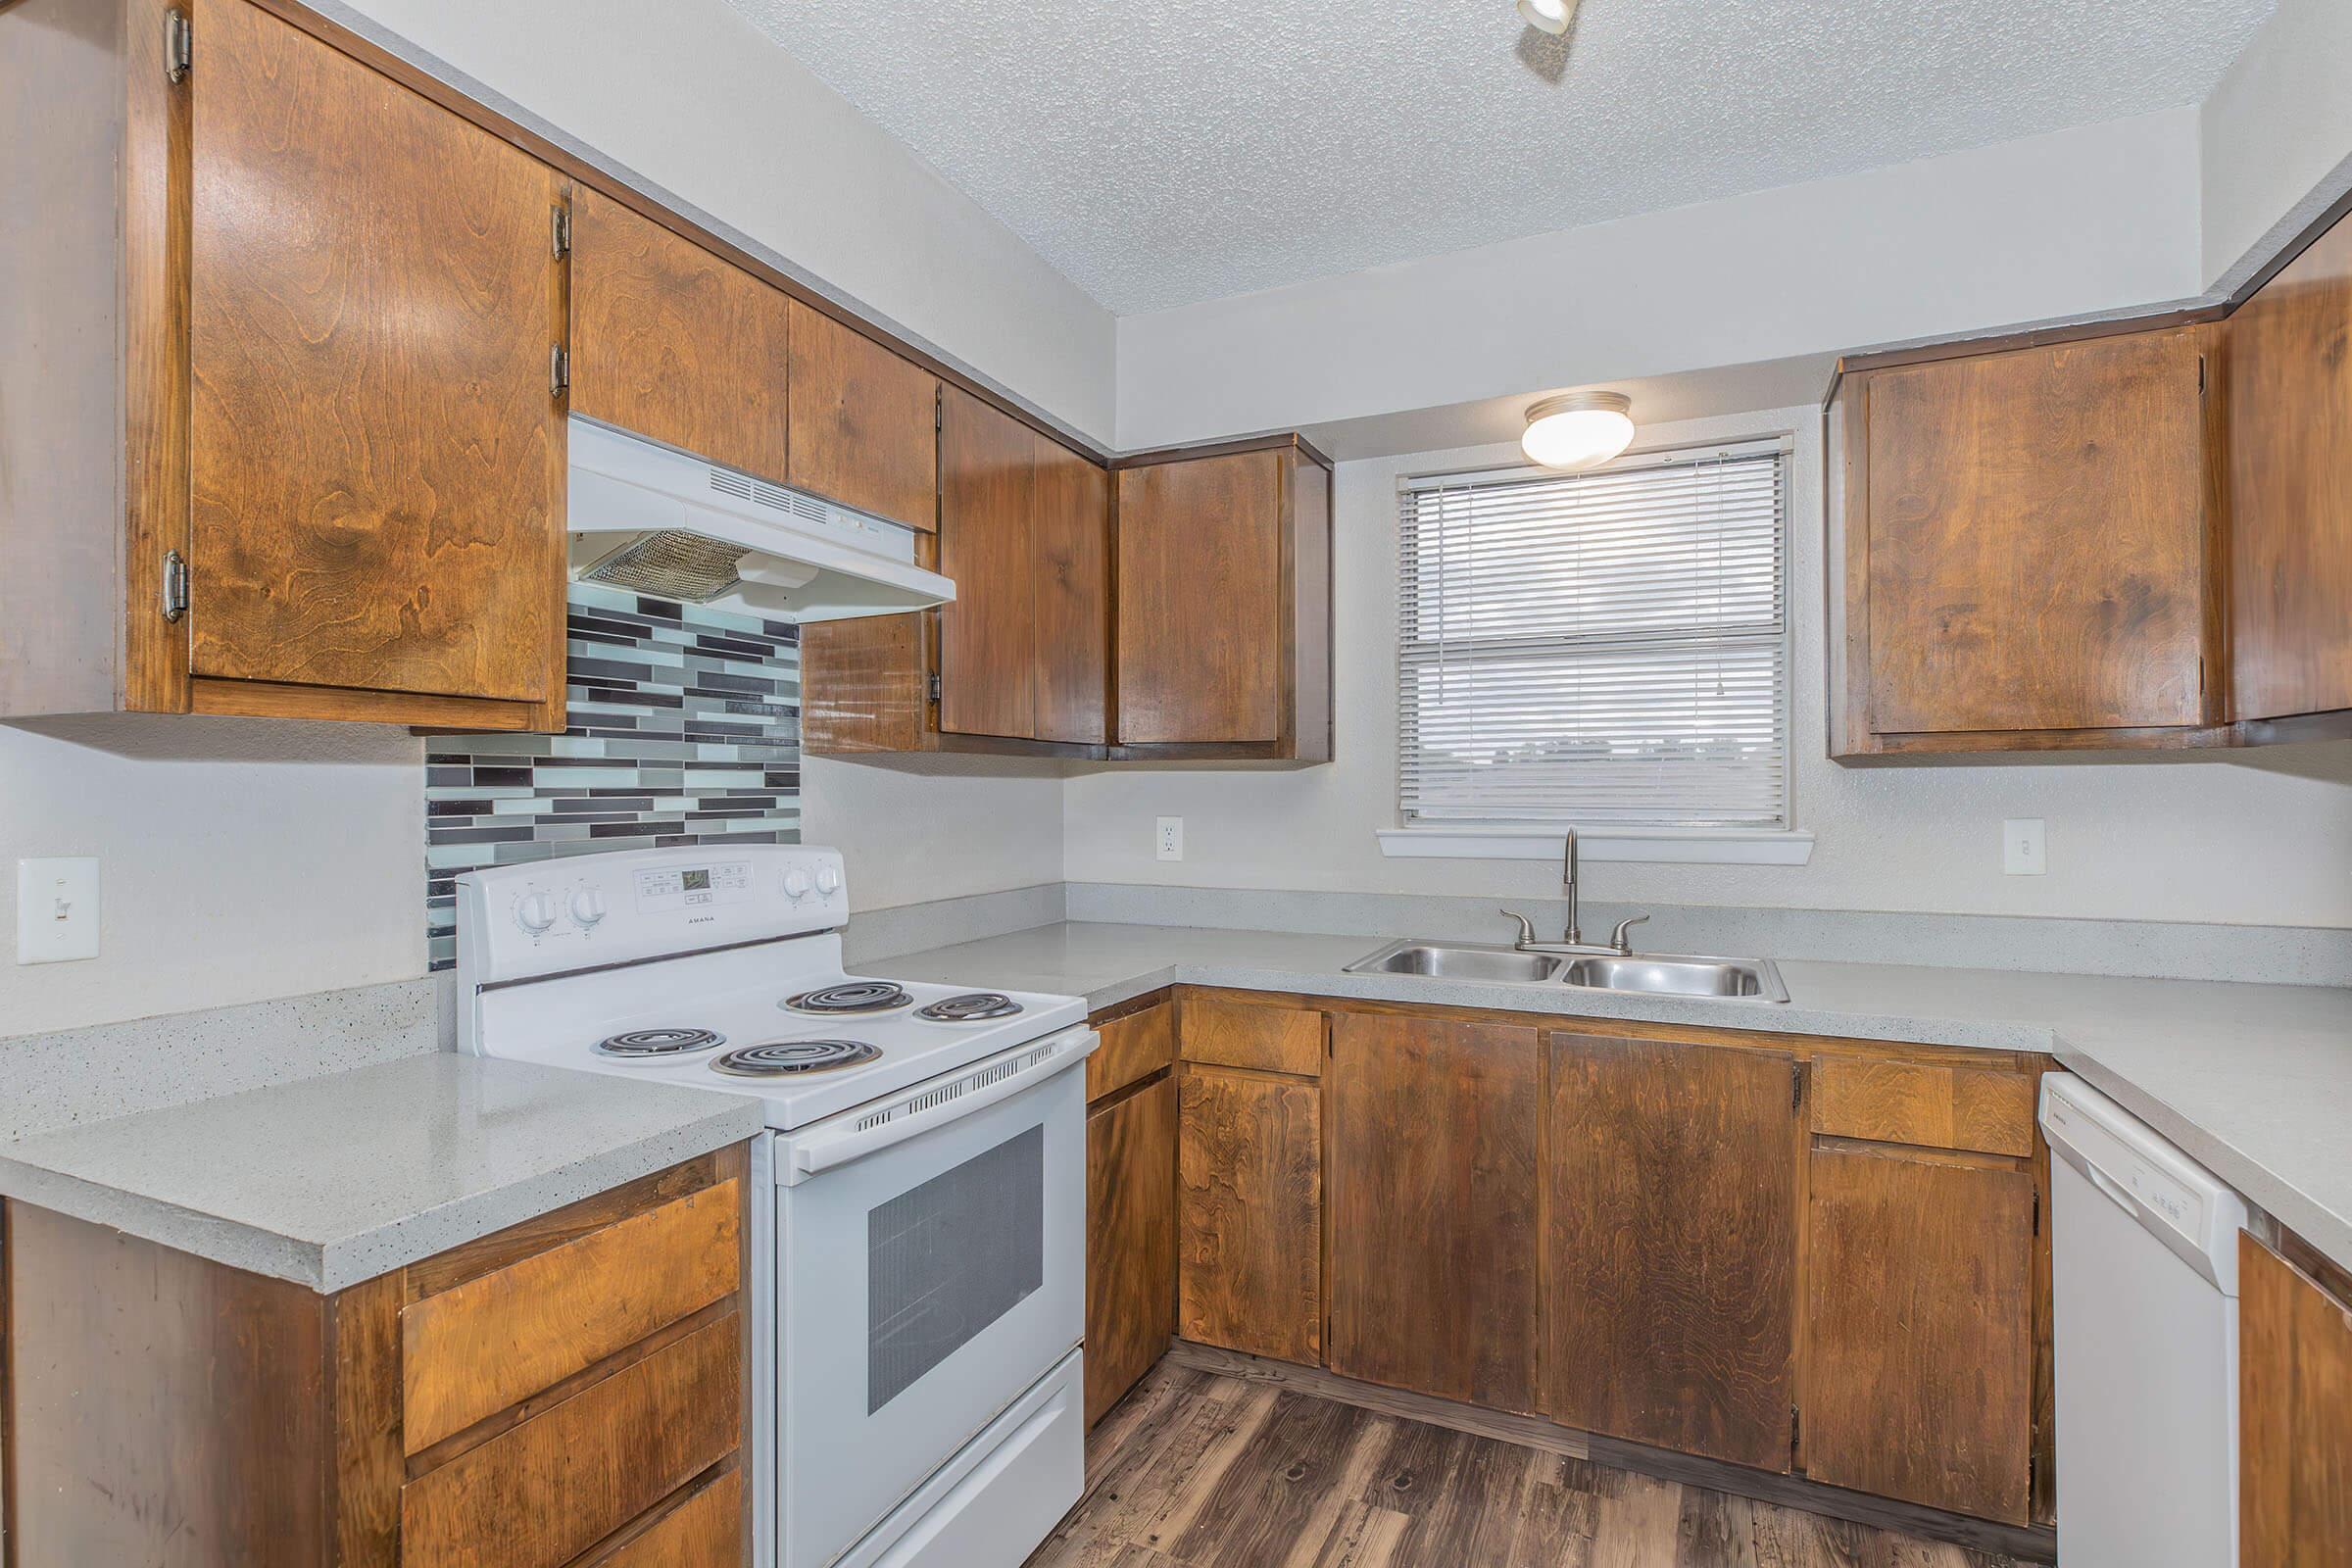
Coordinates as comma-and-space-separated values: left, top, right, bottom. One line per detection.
722, 0, 2277, 314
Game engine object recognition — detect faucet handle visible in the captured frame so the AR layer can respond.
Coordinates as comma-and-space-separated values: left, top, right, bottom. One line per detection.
1499, 909, 1538, 947
1608, 913, 1650, 954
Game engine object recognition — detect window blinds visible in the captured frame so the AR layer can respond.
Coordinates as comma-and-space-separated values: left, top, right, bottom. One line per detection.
1396, 441, 1790, 830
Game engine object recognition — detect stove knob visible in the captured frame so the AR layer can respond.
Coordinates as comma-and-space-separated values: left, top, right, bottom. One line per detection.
569, 889, 608, 929
815, 864, 841, 897
783, 869, 812, 900
515, 893, 561, 935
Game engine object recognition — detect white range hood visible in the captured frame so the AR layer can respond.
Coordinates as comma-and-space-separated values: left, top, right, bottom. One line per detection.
565, 416, 955, 621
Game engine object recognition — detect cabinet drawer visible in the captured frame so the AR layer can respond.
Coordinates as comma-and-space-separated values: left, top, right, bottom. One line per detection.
402, 1313, 741, 1568
598, 1464, 744, 1568
1181, 998, 1323, 1076
403, 1177, 742, 1452
1090, 1002, 1175, 1103
1809, 1057, 2035, 1157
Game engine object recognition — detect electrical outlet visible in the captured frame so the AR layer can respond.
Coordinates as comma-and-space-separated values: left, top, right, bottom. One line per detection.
2002, 819, 2046, 876
17, 858, 100, 963
1155, 816, 1184, 862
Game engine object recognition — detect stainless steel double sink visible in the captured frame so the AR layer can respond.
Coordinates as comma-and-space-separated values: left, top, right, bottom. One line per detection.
1344, 939, 1789, 1002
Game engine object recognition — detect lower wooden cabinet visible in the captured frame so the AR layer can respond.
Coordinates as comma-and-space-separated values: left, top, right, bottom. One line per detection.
1545, 1033, 1800, 1469
1085, 1068, 1178, 1427
1327, 1012, 1542, 1412
3, 1148, 751, 1566
1177, 1063, 1323, 1365
1803, 1142, 2036, 1525
2241, 1232, 2352, 1564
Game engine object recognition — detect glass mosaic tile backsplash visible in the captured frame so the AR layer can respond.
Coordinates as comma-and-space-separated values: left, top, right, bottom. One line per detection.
424, 582, 801, 970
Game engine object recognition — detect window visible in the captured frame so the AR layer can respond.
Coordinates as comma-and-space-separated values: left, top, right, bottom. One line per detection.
1393, 440, 1791, 844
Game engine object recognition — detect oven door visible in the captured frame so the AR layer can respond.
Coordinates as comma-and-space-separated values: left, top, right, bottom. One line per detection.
775, 1026, 1094, 1568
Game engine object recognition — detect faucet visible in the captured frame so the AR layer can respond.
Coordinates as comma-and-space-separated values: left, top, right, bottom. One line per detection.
1501, 829, 1650, 956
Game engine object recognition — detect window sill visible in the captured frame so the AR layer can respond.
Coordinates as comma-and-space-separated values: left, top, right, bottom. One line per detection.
1376, 826, 1816, 865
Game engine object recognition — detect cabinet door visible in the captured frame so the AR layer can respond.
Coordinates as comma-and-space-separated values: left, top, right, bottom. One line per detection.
935, 386, 1037, 738
188, 0, 564, 708
2242, 1233, 2352, 1563
570, 187, 792, 483
1032, 439, 1111, 745
1328, 1014, 1540, 1411
1116, 451, 1285, 745
1546, 1033, 1799, 1467
1805, 1144, 2034, 1523
787, 300, 939, 531
1177, 1065, 1321, 1364
1863, 330, 2212, 735
2227, 214, 2352, 722
1086, 1075, 1177, 1427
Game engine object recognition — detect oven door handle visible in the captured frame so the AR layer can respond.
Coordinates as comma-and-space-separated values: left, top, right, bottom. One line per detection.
788, 1025, 1099, 1179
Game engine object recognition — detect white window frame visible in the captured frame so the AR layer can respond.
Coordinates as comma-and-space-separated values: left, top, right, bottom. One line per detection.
1378, 436, 1813, 865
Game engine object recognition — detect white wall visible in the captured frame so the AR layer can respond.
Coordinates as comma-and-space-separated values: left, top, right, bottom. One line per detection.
326, 0, 1117, 443
1116, 111, 2204, 452
2199, 0, 2352, 292
799, 757, 1064, 914
1062, 409, 2352, 930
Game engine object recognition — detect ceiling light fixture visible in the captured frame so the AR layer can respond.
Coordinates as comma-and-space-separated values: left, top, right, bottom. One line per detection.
1521, 390, 1635, 470
1516, 0, 1580, 35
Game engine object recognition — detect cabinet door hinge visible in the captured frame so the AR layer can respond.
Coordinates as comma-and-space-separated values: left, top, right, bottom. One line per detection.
1789, 1403, 1801, 1465
549, 344, 569, 397
551, 204, 572, 259
160, 549, 189, 622
2033, 1189, 2042, 1237
1791, 1061, 1805, 1113
934, 392, 944, 432
927, 671, 943, 703
2197, 354, 2208, 396
164, 8, 192, 82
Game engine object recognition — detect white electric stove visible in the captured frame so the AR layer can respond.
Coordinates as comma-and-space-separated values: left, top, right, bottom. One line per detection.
456, 845, 1095, 1568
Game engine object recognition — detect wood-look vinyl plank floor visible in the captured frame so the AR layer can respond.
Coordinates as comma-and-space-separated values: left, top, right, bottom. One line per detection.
1029, 1365, 2027, 1568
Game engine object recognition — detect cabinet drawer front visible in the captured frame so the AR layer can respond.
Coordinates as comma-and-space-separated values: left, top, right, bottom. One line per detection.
1090, 1003, 1176, 1103
1181, 999, 1322, 1076
403, 1178, 741, 1452
402, 1313, 741, 1568
598, 1465, 743, 1568
1810, 1058, 2034, 1157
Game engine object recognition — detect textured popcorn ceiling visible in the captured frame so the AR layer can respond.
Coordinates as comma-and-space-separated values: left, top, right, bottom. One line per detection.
722, 0, 2275, 315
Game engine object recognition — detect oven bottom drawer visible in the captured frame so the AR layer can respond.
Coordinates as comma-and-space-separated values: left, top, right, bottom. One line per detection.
845, 1348, 1085, 1568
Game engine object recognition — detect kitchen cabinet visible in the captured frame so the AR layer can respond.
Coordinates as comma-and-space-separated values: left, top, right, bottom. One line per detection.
1829, 325, 2223, 756
2241, 1232, 2352, 1563
1114, 442, 1334, 760
787, 300, 941, 532
1086, 1070, 1178, 1428
2225, 209, 2352, 730
1804, 1142, 2036, 1524
1327, 1013, 1541, 1411
4, 1148, 751, 1566
1545, 1032, 1799, 1469
1, 0, 572, 732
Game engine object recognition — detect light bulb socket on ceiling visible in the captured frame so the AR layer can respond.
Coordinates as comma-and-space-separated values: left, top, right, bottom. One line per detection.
1521, 389, 1636, 471
1516, 0, 1580, 36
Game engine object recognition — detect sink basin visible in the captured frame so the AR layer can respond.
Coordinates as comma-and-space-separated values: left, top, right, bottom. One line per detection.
1557, 954, 1789, 1002
1343, 941, 1563, 983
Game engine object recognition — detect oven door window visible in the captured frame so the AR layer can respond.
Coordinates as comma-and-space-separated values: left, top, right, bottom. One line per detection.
866, 1125, 1045, 1413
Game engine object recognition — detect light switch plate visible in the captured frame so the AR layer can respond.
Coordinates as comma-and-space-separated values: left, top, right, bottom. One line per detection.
17, 857, 100, 963
2002, 819, 2047, 876
1155, 816, 1184, 862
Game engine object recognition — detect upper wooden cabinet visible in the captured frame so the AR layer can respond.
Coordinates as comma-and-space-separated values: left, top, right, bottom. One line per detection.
1830, 326, 2224, 756
2225, 213, 2352, 727
571, 187, 793, 485
4, 0, 570, 731
1114, 444, 1334, 760
787, 301, 941, 531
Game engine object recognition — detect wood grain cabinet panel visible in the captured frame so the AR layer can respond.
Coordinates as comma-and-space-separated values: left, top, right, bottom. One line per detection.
1116, 451, 1285, 746
570, 187, 792, 484
1804, 1143, 2035, 1524
2226, 212, 2352, 723
1090, 1001, 1176, 1103
1328, 1013, 1542, 1411
1178, 1065, 1322, 1364
187, 0, 565, 711
595, 1466, 745, 1568
1179, 997, 1324, 1076
1087, 1074, 1179, 1426
1545, 1032, 1799, 1468
2241, 1233, 2352, 1565
1032, 434, 1112, 744
937, 386, 1042, 739
787, 299, 939, 531
1808, 1057, 2036, 1158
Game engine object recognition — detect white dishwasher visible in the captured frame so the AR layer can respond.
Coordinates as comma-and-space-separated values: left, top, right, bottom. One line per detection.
2041, 1072, 2250, 1568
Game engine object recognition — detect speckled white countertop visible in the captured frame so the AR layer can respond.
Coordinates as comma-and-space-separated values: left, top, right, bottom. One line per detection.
870, 921, 2352, 1275
0, 1054, 764, 1291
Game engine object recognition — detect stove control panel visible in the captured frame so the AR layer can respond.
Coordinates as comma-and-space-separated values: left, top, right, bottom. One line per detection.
457, 845, 850, 987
